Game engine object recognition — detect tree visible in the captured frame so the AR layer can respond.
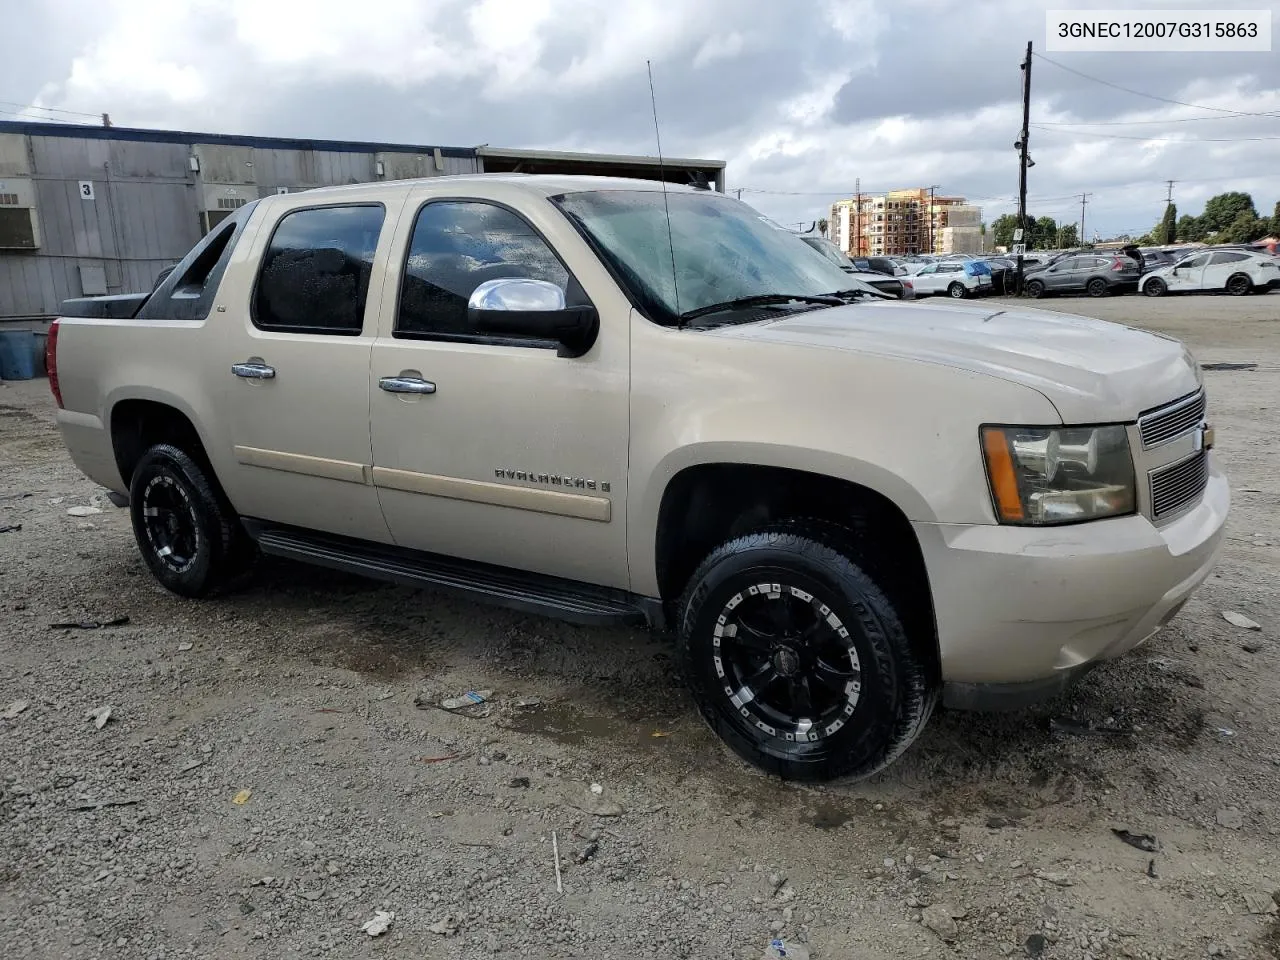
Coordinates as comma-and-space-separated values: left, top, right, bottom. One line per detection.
1057, 223, 1079, 247
1176, 214, 1205, 242
1160, 203, 1177, 245
1270, 201, 1280, 237
817, 217, 829, 238
1033, 216, 1057, 249
1217, 210, 1268, 243
991, 213, 1037, 249
1200, 192, 1256, 235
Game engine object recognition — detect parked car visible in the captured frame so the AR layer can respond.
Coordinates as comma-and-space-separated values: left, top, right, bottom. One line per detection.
849, 256, 907, 277
910, 259, 993, 298
1023, 254, 1141, 298
800, 237, 915, 298
46, 175, 1227, 782
1140, 249, 1280, 297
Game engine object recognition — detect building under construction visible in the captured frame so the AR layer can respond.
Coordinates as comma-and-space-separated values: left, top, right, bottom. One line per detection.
829, 188, 982, 257
0, 121, 726, 321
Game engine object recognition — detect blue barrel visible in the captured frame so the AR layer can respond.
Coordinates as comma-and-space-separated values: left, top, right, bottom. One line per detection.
0, 330, 37, 380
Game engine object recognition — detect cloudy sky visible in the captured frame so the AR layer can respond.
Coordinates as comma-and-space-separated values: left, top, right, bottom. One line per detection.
2, 0, 1278, 238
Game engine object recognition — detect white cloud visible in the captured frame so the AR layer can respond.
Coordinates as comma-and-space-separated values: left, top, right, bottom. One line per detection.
5, 0, 1279, 238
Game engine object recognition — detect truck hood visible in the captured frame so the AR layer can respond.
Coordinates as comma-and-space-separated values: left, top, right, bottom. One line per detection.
712, 300, 1200, 423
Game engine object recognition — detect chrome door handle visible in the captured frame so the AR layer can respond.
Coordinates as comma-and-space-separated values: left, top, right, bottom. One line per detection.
231, 361, 276, 379
379, 376, 436, 395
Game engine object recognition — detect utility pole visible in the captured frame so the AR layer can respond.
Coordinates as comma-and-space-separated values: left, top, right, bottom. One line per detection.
1079, 192, 1090, 246
1164, 180, 1176, 244
734, 188, 742, 200
101, 112, 111, 127
1014, 40, 1032, 294
854, 177, 861, 257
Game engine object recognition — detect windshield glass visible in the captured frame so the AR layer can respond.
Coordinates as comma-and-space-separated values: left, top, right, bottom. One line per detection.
552, 189, 877, 325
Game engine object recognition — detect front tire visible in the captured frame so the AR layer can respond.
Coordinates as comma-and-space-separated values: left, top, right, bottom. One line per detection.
128, 444, 250, 598
1143, 277, 1167, 297
677, 526, 936, 782
948, 282, 967, 299
1086, 278, 1108, 297
1025, 279, 1045, 299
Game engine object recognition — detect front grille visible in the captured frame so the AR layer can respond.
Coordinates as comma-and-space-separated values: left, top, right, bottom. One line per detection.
1139, 390, 1205, 448
1150, 449, 1208, 519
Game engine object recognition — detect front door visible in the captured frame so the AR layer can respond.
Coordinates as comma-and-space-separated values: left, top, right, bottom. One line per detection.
367, 190, 631, 589
1166, 252, 1210, 292
218, 199, 400, 542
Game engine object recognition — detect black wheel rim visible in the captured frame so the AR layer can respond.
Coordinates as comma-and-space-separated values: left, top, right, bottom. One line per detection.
1146, 280, 1163, 296
711, 581, 862, 744
1229, 277, 1248, 294
1089, 280, 1105, 295
140, 473, 201, 573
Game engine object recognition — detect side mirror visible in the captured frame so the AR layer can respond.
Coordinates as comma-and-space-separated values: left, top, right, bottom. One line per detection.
467, 278, 598, 357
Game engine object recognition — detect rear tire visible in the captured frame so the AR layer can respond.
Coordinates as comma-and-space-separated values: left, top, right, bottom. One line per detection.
1025, 279, 1045, 299
128, 444, 252, 598
1143, 277, 1167, 297
1226, 273, 1252, 296
677, 524, 936, 782
1086, 278, 1108, 297
948, 282, 967, 299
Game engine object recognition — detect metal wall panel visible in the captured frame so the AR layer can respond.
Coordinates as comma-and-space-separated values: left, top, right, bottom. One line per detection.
108, 140, 190, 179
110, 180, 200, 260
0, 134, 31, 177
34, 177, 105, 258
193, 144, 256, 184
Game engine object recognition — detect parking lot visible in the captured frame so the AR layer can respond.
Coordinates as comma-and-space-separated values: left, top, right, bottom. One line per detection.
1, 292, 1278, 960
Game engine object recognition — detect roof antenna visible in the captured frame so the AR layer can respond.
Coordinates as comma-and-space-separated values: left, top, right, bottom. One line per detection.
647, 59, 682, 324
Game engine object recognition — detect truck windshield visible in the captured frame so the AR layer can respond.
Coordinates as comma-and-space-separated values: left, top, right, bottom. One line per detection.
553, 189, 875, 326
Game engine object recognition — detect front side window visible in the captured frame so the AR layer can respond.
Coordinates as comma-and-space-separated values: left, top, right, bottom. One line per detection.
396, 200, 573, 341
253, 204, 386, 334
552, 189, 868, 327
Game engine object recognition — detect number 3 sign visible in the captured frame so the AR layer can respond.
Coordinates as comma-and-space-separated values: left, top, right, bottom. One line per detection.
78, 180, 95, 200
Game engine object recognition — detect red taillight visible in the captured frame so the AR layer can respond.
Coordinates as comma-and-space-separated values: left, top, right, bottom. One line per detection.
46, 319, 63, 408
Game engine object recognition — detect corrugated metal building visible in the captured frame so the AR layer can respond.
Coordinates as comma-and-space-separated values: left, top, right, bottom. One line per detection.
0, 122, 726, 321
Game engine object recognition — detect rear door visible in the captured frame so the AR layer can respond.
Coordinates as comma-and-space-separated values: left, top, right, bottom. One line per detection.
216, 196, 403, 541
1167, 252, 1210, 292
1203, 251, 1250, 290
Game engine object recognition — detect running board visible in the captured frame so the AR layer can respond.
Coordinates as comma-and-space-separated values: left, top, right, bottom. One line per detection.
251, 525, 654, 628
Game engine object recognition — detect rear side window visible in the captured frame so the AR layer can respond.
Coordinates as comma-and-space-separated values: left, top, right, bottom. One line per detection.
1210, 251, 1249, 264
137, 199, 258, 322
252, 204, 386, 335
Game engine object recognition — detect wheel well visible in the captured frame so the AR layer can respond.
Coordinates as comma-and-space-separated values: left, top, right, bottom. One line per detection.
654, 463, 938, 678
110, 400, 215, 491
1227, 272, 1251, 287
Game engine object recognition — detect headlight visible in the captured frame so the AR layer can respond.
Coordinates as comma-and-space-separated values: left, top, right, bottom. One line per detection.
981, 424, 1136, 525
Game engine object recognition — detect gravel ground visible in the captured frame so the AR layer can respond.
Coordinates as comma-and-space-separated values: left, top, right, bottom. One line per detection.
2, 292, 1279, 960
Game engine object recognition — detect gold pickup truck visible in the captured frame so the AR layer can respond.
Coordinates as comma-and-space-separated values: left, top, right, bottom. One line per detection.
46, 175, 1229, 781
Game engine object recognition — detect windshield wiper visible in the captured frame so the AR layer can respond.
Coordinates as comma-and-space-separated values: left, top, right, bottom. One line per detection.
828, 287, 888, 300
679, 293, 844, 323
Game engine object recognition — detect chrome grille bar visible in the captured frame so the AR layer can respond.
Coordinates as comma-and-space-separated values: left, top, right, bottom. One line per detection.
1150, 449, 1209, 519
1138, 390, 1205, 449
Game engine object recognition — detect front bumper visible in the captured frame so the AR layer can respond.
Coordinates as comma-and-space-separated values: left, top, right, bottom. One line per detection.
913, 459, 1229, 705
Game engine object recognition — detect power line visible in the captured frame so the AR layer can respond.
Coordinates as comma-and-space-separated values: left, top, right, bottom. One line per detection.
0, 109, 92, 124
0, 99, 102, 119
1032, 124, 1280, 143
1036, 113, 1280, 126
1032, 52, 1280, 119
